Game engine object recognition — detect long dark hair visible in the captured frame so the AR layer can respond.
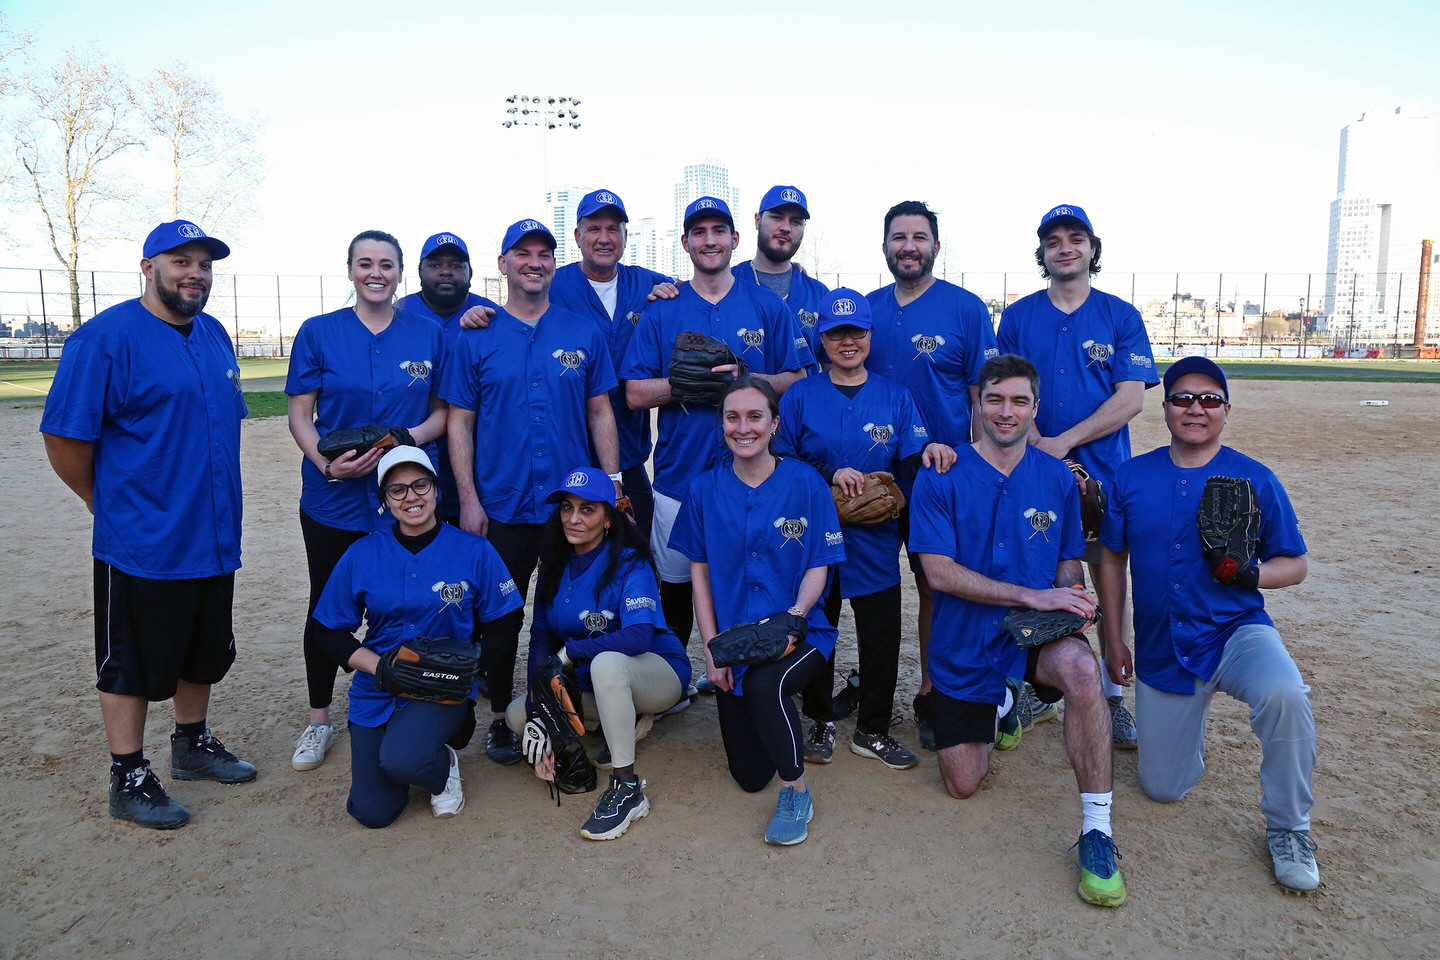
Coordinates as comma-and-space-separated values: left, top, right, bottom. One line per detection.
534, 501, 657, 608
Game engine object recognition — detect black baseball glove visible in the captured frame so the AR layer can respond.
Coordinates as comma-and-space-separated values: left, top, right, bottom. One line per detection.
374, 636, 480, 704
708, 612, 809, 668
1001, 605, 1099, 649
1197, 476, 1261, 588
667, 331, 747, 406
1064, 459, 1106, 544
316, 424, 417, 461
527, 655, 596, 802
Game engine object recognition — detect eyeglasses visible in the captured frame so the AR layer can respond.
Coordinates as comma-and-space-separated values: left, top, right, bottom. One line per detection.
383, 476, 435, 501
1164, 392, 1226, 409
821, 326, 871, 342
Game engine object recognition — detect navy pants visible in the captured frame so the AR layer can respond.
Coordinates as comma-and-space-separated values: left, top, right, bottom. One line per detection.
347, 699, 467, 828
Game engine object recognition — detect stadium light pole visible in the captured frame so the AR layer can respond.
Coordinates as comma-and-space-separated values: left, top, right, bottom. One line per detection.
502, 95, 582, 199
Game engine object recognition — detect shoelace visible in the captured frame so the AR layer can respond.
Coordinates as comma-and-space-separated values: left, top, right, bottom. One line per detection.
1268, 830, 1317, 862
1069, 832, 1123, 873
869, 733, 907, 755
806, 724, 832, 747
296, 726, 326, 750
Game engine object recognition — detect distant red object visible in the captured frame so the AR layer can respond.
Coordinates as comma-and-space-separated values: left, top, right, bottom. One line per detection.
1332, 348, 1347, 358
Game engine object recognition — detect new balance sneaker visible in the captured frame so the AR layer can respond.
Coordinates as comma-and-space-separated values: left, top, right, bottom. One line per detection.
431, 745, 465, 818
291, 722, 336, 771
1267, 828, 1320, 893
485, 718, 522, 766
1018, 684, 1059, 731
1109, 696, 1137, 750
109, 763, 190, 830
804, 720, 836, 764
1073, 829, 1127, 907
995, 678, 1022, 752
851, 730, 919, 770
171, 729, 257, 783
581, 776, 650, 840
912, 692, 937, 751
763, 786, 814, 846
694, 675, 718, 695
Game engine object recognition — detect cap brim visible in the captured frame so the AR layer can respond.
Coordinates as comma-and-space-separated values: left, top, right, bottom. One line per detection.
1037, 216, 1087, 239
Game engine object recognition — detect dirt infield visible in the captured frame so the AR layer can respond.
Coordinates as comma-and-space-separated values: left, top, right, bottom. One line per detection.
3, 379, 1437, 959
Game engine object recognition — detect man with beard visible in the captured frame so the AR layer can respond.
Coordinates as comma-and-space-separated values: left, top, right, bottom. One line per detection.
732, 185, 830, 359
998, 205, 1158, 748
42, 220, 255, 830
865, 201, 998, 749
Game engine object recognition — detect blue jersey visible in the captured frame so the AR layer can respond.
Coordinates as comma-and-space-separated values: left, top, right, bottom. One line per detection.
620, 281, 815, 499
997, 288, 1158, 486
41, 299, 245, 579
285, 308, 444, 532
732, 261, 830, 361
865, 279, 998, 447
775, 373, 931, 597
1100, 446, 1307, 695
909, 445, 1083, 704
313, 523, 523, 726
530, 547, 691, 692
439, 306, 617, 524
549, 262, 672, 471
670, 457, 846, 694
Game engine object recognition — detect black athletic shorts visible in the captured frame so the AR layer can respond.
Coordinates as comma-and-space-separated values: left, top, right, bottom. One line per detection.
94, 559, 237, 701
896, 507, 924, 576
929, 635, 1092, 748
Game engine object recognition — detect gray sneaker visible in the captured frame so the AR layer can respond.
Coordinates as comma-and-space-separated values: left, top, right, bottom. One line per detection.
1108, 695, 1138, 750
1267, 829, 1320, 893
850, 730, 919, 770
171, 729, 257, 783
109, 763, 190, 830
804, 720, 835, 764
1018, 684, 1059, 731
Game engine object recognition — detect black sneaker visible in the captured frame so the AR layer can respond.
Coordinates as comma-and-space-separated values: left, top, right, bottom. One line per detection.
913, 692, 937, 751
804, 720, 835, 764
170, 729, 257, 783
109, 763, 190, 829
485, 718, 522, 765
850, 729, 919, 770
580, 776, 650, 840
830, 669, 861, 720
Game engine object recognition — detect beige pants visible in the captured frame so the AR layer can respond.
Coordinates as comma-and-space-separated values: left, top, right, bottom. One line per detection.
507, 650, 683, 768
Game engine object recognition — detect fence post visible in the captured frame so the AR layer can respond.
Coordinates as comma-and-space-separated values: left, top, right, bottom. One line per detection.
1215, 273, 1223, 354
276, 276, 284, 358
231, 276, 241, 358
38, 269, 49, 359
319, 275, 324, 315
91, 271, 98, 320
1260, 273, 1268, 353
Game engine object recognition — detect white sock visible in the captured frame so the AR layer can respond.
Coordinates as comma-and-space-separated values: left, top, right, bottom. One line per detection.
1081, 792, 1113, 837
1099, 660, 1123, 699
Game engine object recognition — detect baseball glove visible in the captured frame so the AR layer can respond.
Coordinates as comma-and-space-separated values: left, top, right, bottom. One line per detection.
667, 331, 747, 406
833, 471, 906, 524
316, 424, 416, 461
708, 612, 809, 668
1064, 459, 1106, 543
1001, 604, 1099, 649
1197, 476, 1261, 588
528, 655, 596, 800
373, 636, 480, 704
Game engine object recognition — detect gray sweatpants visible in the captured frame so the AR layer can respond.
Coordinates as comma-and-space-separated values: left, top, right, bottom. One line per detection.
1135, 623, 1315, 832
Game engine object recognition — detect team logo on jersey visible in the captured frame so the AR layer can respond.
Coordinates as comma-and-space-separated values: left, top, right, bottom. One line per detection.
773, 515, 808, 547
552, 347, 587, 375
1082, 340, 1114, 367
1130, 352, 1152, 368
580, 609, 616, 635
912, 424, 928, 438
864, 422, 895, 451
399, 359, 434, 386
825, 531, 844, 547
737, 328, 765, 355
178, 223, 204, 239
1023, 507, 1059, 541
984, 347, 999, 360
793, 336, 807, 351
911, 333, 946, 363
797, 309, 819, 328
625, 596, 657, 613
431, 579, 473, 611
499, 578, 518, 596
225, 367, 242, 397
626, 310, 642, 326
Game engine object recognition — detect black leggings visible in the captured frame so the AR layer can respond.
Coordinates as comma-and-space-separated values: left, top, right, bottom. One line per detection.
801, 577, 903, 734
716, 643, 826, 791
299, 508, 368, 710
482, 519, 544, 714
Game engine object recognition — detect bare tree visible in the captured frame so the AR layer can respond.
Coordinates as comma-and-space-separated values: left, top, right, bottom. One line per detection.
140, 61, 263, 236
10, 48, 141, 326
0, 15, 35, 197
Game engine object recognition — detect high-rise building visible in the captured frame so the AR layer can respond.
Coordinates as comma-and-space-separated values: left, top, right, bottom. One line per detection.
544, 186, 586, 267
672, 158, 741, 281
1324, 105, 1438, 339
622, 217, 673, 278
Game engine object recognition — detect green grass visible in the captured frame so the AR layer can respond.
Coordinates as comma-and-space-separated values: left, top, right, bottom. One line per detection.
1156, 358, 1440, 383
245, 391, 289, 418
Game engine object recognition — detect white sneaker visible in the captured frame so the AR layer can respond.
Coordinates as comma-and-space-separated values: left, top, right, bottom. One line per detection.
291, 723, 336, 771
431, 745, 465, 818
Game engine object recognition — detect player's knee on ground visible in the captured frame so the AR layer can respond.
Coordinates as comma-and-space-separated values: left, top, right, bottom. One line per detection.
937, 745, 988, 799
1137, 756, 1204, 804
347, 797, 406, 829
729, 760, 776, 794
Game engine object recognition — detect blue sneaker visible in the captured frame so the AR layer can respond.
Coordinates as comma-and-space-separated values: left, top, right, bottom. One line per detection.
995, 677, 1022, 751
1072, 829, 1127, 907
763, 786, 814, 846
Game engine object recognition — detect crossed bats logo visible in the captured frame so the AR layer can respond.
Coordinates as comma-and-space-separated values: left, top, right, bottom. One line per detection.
580, 609, 616, 635
431, 579, 473, 610
911, 333, 946, 362
551, 347, 587, 375
1082, 340, 1114, 367
626, 310, 641, 326
797, 309, 819, 329
773, 515, 808, 547
225, 367, 242, 396
737, 328, 765, 355
864, 422, 894, 451
399, 360, 434, 386
1023, 508, 1059, 541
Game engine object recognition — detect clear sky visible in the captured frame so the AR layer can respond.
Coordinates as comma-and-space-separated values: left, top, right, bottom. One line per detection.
4, 0, 1439, 285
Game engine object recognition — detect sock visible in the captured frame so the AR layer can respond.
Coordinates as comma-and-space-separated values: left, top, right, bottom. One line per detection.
1081, 791, 1113, 837
174, 719, 206, 741
110, 750, 145, 776
1099, 660, 1123, 699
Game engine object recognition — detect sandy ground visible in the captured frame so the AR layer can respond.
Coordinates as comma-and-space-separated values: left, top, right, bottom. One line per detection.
2, 379, 1438, 960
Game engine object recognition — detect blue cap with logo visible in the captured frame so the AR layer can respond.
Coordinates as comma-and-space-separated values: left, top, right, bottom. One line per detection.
420, 232, 469, 261
758, 185, 810, 218
1163, 355, 1229, 398
501, 218, 557, 255
143, 220, 230, 261
545, 466, 617, 507
1037, 204, 1094, 238
817, 287, 873, 333
683, 196, 734, 232
576, 189, 628, 223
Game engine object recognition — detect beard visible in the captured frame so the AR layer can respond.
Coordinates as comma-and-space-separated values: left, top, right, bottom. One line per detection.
154, 275, 209, 317
421, 276, 472, 313
885, 247, 936, 283
756, 232, 797, 264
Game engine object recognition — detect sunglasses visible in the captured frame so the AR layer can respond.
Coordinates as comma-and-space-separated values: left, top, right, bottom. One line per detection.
1164, 392, 1227, 409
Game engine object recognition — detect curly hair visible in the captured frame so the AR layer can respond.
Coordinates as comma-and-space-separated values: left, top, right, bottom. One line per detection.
1034, 228, 1102, 279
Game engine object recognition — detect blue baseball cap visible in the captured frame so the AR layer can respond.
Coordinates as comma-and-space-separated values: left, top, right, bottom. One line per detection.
501, 218, 557, 255
1037, 204, 1094, 238
545, 466, 617, 507
420, 232, 469, 261
576, 189, 628, 223
143, 220, 230, 260
1163, 356, 1229, 398
817, 288, 872, 333
683, 196, 734, 232
758, 185, 809, 218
